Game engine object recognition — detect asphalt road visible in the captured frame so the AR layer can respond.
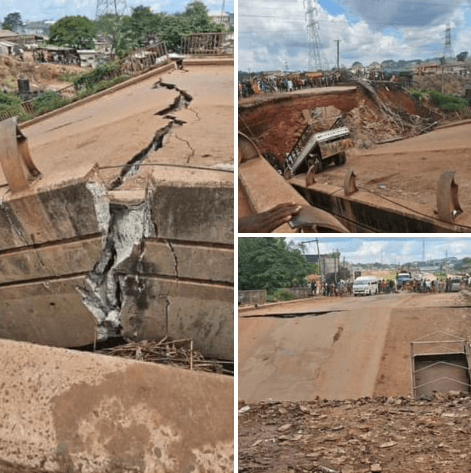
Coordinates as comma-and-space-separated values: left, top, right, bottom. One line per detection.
239, 291, 471, 401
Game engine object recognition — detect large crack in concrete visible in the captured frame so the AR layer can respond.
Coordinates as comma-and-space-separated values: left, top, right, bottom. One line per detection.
78, 78, 196, 342
241, 310, 345, 319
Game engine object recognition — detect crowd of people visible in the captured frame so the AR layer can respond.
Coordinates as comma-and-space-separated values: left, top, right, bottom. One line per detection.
238, 73, 343, 98
307, 275, 471, 297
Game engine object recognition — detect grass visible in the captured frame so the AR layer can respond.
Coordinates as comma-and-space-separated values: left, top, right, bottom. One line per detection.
31, 90, 71, 115
1, 63, 132, 122
58, 71, 85, 83
74, 74, 130, 99
273, 289, 296, 301
428, 89, 469, 112
410, 87, 468, 112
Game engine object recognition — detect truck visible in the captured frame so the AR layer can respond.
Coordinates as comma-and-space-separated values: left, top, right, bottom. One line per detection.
284, 124, 351, 178
396, 271, 412, 289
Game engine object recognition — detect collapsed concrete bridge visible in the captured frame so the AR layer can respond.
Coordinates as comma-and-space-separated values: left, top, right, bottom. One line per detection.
0, 61, 234, 360
239, 84, 471, 233
0, 59, 234, 472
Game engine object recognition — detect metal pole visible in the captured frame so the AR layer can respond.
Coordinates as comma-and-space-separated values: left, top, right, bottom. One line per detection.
334, 39, 340, 70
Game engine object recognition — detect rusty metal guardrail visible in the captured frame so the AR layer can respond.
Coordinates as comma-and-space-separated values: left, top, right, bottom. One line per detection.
120, 41, 169, 75
181, 32, 234, 56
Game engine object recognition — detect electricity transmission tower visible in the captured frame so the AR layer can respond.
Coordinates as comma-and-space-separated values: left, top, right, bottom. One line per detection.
96, 0, 127, 18
443, 24, 454, 63
304, 0, 329, 71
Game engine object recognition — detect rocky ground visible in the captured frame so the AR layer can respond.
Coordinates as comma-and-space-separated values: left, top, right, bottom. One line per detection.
239, 392, 471, 473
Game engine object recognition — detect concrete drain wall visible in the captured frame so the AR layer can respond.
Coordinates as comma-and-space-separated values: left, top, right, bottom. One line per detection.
411, 334, 471, 397
413, 353, 470, 397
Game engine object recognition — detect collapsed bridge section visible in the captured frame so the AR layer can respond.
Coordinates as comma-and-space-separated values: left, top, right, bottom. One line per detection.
0, 62, 234, 361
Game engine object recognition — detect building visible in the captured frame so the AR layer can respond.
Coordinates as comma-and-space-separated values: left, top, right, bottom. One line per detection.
0, 40, 18, 56
33, 45, 80, 65
0, 29, 43, 46
305, 254, 352, 282
77, 49, 111, 68
209, 11, 232, 30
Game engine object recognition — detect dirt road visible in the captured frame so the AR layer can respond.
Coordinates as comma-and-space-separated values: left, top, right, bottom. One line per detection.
239, 292, 471, 402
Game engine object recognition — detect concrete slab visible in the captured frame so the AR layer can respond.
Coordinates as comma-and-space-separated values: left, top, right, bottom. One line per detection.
0, 338, 233, 473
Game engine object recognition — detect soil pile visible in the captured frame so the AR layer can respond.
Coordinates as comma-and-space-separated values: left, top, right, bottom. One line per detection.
0, 55, 82, 91
239, 392, 471, 473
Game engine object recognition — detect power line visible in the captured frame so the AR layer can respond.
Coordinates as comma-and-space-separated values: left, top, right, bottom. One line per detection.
96, 0, 127, 18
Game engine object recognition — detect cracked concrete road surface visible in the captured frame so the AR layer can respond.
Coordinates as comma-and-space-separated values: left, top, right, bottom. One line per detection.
0, 65, 233, 191
0, 63, 234, 358
239, 291, 471, 402
0, 64, 234, 473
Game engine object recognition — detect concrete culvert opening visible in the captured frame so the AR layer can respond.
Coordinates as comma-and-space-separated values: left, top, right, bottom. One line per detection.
411, 332, 471, 398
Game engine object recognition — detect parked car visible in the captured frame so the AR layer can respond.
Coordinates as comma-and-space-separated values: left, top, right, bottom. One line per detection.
353, 276, 378, 296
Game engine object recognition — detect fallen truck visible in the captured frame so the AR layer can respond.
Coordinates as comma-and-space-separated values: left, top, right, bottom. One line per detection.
238, 132, 349, 233
284, 124, 351, 178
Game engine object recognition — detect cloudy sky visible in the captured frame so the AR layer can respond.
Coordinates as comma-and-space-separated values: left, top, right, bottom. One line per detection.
239, 0, 471, 71
0, 0, 232, 22
286, 237, 471, 265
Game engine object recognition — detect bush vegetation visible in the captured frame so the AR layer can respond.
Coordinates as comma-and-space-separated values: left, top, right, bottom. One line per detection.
273, 289, 296, 301
410, 87, 468, 112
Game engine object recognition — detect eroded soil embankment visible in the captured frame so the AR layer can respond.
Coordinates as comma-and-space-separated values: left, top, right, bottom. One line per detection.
238, 84, 436, 163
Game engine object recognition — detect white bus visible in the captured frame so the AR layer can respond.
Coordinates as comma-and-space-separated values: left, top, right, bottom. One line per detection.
353, 276, 379, 296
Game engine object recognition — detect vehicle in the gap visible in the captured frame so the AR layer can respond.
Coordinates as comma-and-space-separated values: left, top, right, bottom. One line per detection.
284, 124, 351, 178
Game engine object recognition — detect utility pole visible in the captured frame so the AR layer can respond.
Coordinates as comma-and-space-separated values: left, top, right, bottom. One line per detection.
301, 238, 322, 283
442, 24, 454, 93
334, 39, 340, 70
304, 0, 329, 71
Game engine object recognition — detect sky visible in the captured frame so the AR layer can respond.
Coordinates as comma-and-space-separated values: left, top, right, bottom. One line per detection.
285, 237, 471, 265
0, 0, 233, 23
239, 0, 471, 71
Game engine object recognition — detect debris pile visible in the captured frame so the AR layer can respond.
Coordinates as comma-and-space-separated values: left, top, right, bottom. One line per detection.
99, 338, 233, 375
343, 81, 436, 148
239, 392, 471, 473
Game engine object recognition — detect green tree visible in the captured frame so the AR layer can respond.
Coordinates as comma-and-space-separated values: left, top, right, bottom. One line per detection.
457, 51, 469, 62
94, 14, 138, 57
49, 16, 95, 49
239, 238, 315, 293
131, 5, 159, 34
2, 12, 22, 32
159, 14, 189, 50
183, 1, 224, 31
